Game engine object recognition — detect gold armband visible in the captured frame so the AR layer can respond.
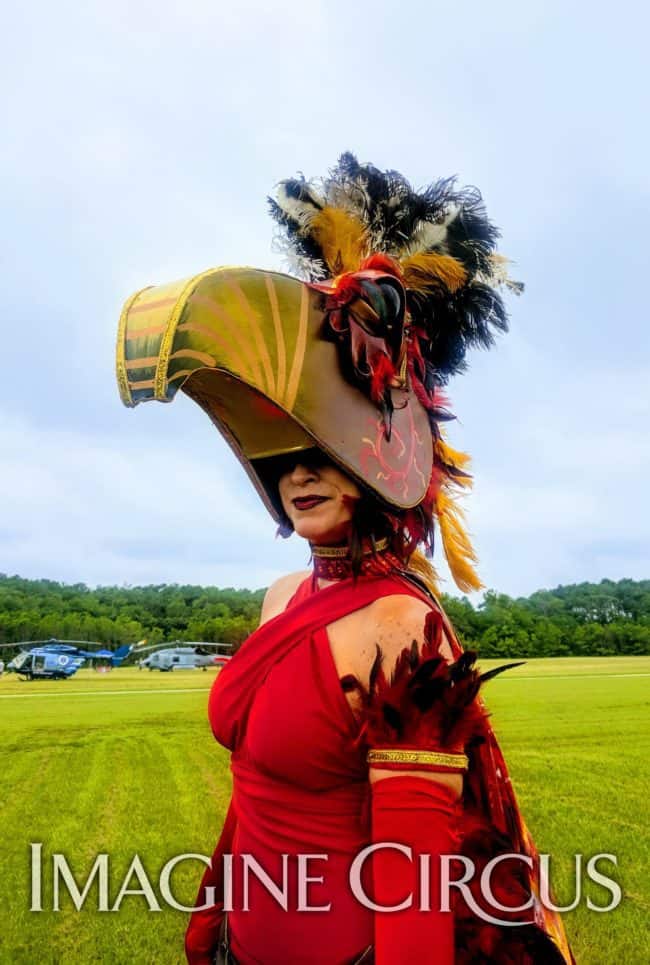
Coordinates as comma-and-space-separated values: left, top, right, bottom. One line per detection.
367, 748, 469, 771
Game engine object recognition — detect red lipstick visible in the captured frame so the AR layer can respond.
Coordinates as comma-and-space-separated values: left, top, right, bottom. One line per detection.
292, 496, 329, 510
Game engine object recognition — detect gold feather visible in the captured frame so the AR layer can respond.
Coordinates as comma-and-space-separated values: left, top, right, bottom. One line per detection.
401, 252, 468, 293
432, 433, 481, 591
310, 206, 368, 274
435, 437, 472, 481
435, 489, 483, 593
407, 547, 441, 598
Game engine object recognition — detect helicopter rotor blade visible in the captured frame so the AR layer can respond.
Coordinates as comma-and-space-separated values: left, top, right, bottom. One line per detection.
0, 638, 147, 652
180, 642, 233, 649
132, 641, 233, 655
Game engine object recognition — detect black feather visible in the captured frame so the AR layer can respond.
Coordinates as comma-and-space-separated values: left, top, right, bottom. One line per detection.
382, 703, 403, 735
268, 197, 328, 279
409, 281, 509, 383
408, 638, 420, 671
444, 185, 500, 277
368, 644, 382, 695
479, 661, 526, 683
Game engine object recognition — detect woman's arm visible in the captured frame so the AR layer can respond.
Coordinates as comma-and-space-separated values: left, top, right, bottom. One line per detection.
365, 595, 461, 794
357, 596, 475, 965
369, 776, 459, 965
184, 802, 238, 965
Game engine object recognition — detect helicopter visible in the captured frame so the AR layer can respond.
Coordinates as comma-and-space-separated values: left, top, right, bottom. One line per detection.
133, 642, 232, 672
1, 639, 140, 680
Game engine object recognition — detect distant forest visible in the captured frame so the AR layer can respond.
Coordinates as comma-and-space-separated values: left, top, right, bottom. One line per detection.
0, 574, 649, 658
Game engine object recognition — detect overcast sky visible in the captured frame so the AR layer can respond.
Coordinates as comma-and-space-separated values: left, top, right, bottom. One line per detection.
2, 0, 648, 599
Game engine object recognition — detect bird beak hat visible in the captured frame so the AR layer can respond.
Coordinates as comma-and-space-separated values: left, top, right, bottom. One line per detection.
116, 153, 521, 591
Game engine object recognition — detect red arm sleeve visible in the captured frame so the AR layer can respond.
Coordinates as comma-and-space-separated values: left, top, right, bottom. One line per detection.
358, 608, 488, 964
185, 801, 237, 965
371, 776, 460, 965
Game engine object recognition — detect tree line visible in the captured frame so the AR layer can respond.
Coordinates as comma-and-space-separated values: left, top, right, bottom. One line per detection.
0, 574, 648, 658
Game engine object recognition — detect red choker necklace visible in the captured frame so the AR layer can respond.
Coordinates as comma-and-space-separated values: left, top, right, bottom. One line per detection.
310, 538, 403, 581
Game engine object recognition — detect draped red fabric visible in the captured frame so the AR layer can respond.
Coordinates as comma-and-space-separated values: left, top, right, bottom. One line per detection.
187, 572, 432, 964
209, 573, 429, 753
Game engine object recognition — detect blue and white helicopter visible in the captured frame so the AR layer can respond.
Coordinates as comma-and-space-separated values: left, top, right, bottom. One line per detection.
1, 639, 137, 680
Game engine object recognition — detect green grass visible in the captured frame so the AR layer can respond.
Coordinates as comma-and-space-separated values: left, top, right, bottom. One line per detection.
1, 659, 648, 964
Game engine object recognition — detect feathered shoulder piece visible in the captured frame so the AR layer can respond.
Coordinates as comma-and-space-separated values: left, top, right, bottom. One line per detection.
346, 609, 521, 764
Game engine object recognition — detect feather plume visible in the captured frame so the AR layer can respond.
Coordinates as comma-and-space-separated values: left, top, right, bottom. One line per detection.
481, 253, 525, 294
397, 205, 460, 257
310, 206, 367, 274
435, 489, 483, 593
401, 251, 468, 294
274, 179, 324, 230
406, 547, 441, 597
268, 179, 329, 279
269, 153, 515, 384
435, 436, 472, 478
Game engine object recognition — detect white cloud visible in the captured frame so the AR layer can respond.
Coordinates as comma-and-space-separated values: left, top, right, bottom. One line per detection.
0, 410, 309, 589
446, 353, 650, 596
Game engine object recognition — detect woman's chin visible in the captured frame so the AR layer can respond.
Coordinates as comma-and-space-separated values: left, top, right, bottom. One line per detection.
292, 517, 351, 545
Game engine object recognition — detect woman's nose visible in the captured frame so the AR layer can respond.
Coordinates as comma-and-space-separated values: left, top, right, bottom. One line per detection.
290, 462, 318, 484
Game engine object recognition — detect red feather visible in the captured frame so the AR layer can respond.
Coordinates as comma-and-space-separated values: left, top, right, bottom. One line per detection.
357, 609, 489, 753
369, 353, 396, 403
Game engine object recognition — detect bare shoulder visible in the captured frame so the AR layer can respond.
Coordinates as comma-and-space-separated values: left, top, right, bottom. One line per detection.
366, 593, 432, 650
359, 593, 454, 676
259, 570, 312, 626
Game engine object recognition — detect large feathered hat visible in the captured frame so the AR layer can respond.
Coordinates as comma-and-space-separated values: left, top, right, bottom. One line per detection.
116, 153, 520, 591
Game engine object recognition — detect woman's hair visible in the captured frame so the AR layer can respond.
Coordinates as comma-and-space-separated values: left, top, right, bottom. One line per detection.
254, 448, 439, 597
347, 489, 440, 597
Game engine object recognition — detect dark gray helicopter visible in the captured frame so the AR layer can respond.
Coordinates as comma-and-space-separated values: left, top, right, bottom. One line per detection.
133, 641, 232, 672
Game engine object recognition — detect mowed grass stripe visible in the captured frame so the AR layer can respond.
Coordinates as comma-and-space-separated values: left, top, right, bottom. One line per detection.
1, 688, 228, 964
0, 687, 213, 699
485, 671, 649, 964
2, 672, 649, 701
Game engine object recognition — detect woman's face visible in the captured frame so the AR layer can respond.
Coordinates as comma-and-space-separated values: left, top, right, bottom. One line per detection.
277, 452, 361, 545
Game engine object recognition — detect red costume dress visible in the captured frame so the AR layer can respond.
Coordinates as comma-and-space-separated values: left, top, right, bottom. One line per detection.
185, 571, 574, 965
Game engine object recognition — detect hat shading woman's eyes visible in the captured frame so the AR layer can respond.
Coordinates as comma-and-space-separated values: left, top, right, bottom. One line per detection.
267, 448, 334, 480
250, 448, 343, 526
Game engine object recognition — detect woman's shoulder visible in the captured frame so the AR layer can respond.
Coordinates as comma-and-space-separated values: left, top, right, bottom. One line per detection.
358, 591, 454, 672
364, 592, 432, 644
259, 569, 312, 626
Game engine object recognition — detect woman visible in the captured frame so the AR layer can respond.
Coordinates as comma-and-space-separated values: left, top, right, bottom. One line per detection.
116, 155, 575, 963
200, 451, 462, 961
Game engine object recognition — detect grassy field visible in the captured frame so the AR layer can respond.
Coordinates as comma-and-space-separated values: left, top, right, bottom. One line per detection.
1, 657, 648, 964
